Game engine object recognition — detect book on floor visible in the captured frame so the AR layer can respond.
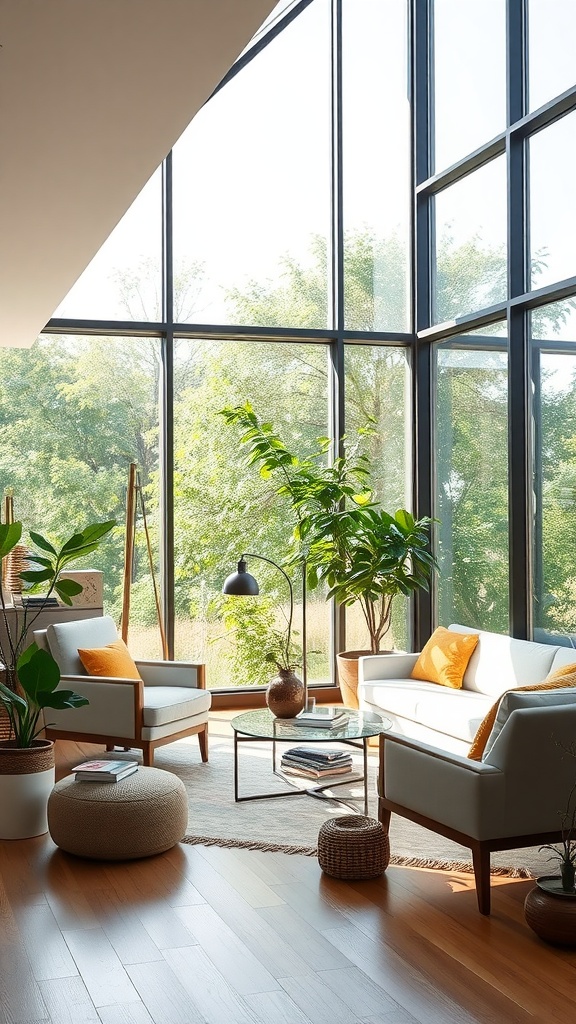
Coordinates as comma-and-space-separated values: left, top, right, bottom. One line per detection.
292, 707, 348, 728
73, 759, 139, 782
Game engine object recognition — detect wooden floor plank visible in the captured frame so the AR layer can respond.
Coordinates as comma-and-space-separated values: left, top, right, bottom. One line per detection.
257, 903, 352, 971
38, 976, 100, 1024
125, 961, 206, 1024
163, 945, 260, 1023
244, 989, 315, 1024
15, 903, 79, 982
62, 928, 141, 1008
277, 973, 364, 1024
174, 903, 281, 996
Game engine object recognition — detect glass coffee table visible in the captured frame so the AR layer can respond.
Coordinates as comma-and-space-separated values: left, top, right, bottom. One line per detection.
231, 708, 390, 816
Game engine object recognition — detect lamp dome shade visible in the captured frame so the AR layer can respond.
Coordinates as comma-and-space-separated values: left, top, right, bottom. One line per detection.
222, 559, 259, 596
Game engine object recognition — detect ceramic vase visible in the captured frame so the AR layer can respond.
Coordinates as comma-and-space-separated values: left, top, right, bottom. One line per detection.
266, 669, 305, 718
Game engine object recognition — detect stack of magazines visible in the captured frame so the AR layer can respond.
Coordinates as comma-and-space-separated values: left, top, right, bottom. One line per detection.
280, 746, 353, 779
292, 706, 348, 729
73, 759, 139, 783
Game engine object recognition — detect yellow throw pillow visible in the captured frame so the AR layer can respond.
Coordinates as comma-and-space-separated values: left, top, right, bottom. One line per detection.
468, 661, 576, 761
410, 627, 479, 689
78, 638, 142, 680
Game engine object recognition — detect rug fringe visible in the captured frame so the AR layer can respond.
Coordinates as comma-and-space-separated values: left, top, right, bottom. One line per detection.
182, 834, 535, 876
182, 834, 317, 856
389, 854, 534, 878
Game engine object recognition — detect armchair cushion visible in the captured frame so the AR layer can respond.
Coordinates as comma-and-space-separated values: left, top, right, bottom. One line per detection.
46, 615, 119, 674
143, 686, 211, 727
410, 626, 479, 689
78, 638, 142, 680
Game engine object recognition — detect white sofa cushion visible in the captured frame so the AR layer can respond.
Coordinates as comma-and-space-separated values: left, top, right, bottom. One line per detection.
448, 624, 559, 696
548, 647, 576, 675
361, 679, 493, 743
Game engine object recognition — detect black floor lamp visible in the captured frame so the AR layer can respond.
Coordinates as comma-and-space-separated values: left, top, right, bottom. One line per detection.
222, 552, 308, 706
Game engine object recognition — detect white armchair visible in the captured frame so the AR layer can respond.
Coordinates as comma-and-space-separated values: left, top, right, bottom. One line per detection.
34, 616, 210, 766
378, 693, 576, 914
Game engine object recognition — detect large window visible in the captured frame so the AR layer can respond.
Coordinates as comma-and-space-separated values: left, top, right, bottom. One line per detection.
434, 329, 509, 633
172, 339, 331, 688
32, 0, 576, 676
0, 334, 162, 657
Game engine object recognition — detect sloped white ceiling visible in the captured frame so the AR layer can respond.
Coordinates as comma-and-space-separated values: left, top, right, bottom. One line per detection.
0, 0, 275, 348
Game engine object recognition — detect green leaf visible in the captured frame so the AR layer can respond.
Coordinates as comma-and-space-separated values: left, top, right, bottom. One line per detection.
55, 578, 84, 596
19, 568, 54, 584
17, 646, 61, 704
28, 531, 57, 556
0, 521, 22, 559
43, 689, 89, 711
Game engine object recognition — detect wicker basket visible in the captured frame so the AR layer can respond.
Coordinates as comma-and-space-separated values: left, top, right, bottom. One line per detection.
318, 814, 390, 880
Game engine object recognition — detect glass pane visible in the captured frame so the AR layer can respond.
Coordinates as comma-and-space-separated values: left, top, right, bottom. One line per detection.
433, 0, 506, 173
529, 113, 576, 291
432, 157, 507, 325
0, 335, 162, 657
172, 0, 330, 329
172, 340, 331, 688
531, 301, 576, 641
342, 0, 410, 332
344, 344, 411, 651
53, 171, 162, 322
435, 326, 509, 633
529, 0, 576, 112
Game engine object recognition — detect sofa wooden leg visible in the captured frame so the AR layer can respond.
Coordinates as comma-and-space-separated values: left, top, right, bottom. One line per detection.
378, 802, 392, 832
142, 745, 154, 767
198, 725, 208, 763
106, 743, 115, 752
472, 843, 491, 915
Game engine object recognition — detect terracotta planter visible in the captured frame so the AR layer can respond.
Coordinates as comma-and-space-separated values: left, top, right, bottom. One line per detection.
0, 739, 55, 839
337, 649, 396, 709
336, 650, 371, 709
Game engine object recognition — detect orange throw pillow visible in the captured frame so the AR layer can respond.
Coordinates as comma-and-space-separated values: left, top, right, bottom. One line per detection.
410, 627, 479, 689
468, 661, 576, 761
78, 638, 142, 680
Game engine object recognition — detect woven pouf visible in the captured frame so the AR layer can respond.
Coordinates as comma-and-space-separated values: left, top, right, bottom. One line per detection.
318, 815, 390, 880
47, 766, 188, 860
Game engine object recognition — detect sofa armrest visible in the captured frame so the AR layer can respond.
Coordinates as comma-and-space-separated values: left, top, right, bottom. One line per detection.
379, 732, 504, 839
135, 660, 206, 689
359, 652, 420, 683
379, 731, 500, 772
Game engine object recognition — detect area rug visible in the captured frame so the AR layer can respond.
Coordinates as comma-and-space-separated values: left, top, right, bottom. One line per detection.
151, 722, 550, 879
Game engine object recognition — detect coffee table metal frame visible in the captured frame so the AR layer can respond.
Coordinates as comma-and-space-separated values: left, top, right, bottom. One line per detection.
231, 708, 388, 816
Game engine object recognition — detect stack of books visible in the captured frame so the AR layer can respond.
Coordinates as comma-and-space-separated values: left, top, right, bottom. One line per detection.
17, 595, 60, 609
280, 746, 353, 779
292, 706, 348, 729
73, 759, 139, 783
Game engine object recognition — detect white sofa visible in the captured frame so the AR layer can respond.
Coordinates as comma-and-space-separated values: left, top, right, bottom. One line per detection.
358, 623, 576, 755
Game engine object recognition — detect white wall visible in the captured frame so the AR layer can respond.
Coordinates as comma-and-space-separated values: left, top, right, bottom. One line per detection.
0, 0, 275, 347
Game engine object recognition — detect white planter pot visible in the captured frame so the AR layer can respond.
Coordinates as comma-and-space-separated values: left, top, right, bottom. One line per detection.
0, 740, 55, 839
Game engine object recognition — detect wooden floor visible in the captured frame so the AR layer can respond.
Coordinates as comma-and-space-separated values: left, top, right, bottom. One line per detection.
1, 728, 576, 1024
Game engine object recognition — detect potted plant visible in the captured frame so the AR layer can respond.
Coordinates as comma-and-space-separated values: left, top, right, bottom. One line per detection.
0, 518, 114, 839
220, 403, 436, 706
539, 778, 576, 894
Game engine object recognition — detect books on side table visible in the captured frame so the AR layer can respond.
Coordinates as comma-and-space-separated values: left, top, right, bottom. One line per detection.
73, 760, 139, 783
280, 746, 353, 779
292, 706, 349, 729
